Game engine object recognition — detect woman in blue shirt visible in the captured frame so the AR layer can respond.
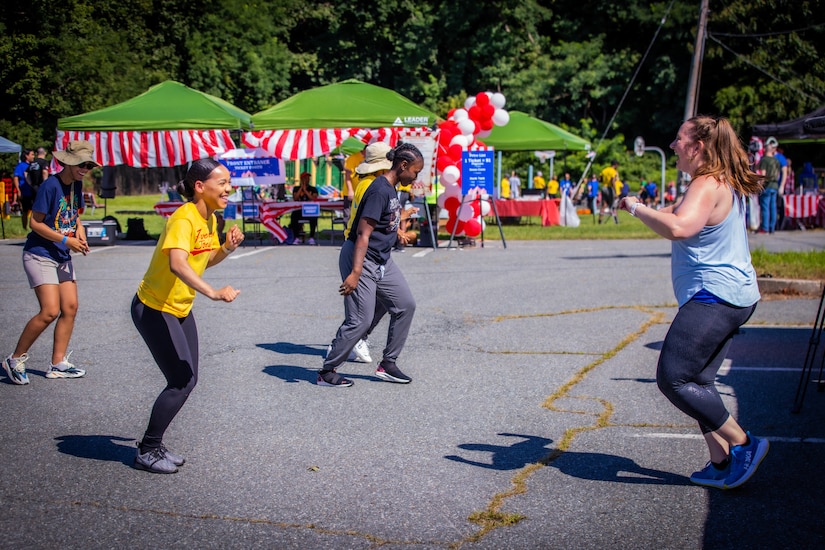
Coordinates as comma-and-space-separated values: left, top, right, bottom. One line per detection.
2, 141, 95, 385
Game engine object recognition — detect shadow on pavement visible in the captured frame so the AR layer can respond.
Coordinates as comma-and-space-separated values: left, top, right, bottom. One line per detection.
55, 435, 136, 466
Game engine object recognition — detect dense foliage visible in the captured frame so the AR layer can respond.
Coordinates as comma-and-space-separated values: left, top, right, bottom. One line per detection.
2, 0, 823, 181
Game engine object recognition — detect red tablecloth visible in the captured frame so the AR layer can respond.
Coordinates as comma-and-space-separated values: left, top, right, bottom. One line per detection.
154, 200, 345, 242
492, 199, 560, 226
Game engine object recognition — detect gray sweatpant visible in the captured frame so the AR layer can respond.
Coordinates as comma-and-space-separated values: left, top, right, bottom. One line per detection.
323, 240, 415, 370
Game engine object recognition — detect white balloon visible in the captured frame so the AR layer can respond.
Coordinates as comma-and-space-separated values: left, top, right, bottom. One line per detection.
452, 108, 469, 122
441, 165, 460, 185
450, 134, 469, 148
443, 181, 462, 197
437, 193, 448, 208
492, 108, 510, 126
476, 129, 491, 139
458, 203, 475, 221
464, 96, 476, 110
480, 219, 487, 231
458, 118, 475, 136
490, 92, 506, 109
480, 199, 491, 216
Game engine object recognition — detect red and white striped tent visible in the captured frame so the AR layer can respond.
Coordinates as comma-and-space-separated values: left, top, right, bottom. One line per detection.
55, 81, 252, 167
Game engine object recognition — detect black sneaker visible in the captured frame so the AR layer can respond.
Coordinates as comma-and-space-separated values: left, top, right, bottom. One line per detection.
317, 370, 353, 387
375, 363, 412, 384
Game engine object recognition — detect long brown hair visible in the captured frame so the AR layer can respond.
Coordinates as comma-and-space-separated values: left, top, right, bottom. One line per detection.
687, 116, 762, 196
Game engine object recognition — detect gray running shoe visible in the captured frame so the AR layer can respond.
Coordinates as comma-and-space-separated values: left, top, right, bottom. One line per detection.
160, 443, 185, 467
134, 447, 179, 474
46, 351, 85, 379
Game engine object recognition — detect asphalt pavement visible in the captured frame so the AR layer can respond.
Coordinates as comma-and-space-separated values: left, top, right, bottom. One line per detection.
1, 229, 823, 549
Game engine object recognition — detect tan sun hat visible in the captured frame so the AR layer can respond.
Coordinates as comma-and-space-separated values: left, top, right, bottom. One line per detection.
355, 142, 392, 175
53, 140, 100, 166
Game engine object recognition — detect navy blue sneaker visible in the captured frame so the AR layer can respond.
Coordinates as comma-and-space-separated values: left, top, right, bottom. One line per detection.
725, 432, 769, 489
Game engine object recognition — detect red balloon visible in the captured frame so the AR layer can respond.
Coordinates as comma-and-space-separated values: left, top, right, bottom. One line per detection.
436, 156, 452, 173
473, 120, 481, 134
475, 92, 490, 107
481, 103, 495, 119
468, 105, 481, 121
448, 144, 463, 162
446, 217, 465, 235
480, 118, 494, 131
471, 201, 481, 216
464, 218, 482, 237
444, 196, 460, 213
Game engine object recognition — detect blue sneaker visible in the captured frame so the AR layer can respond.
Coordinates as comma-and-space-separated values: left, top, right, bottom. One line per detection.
725, 432, 769, 489
3, 353, 30, 385
690, 461, 730, 489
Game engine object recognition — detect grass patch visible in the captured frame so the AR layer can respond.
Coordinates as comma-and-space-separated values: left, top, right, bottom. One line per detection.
751, 247, 825, 280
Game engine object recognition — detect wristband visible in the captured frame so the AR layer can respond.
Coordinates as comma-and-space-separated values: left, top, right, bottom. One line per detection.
630, 202, 643, 217
62, 235, 68, 245
221, 243, 232, 255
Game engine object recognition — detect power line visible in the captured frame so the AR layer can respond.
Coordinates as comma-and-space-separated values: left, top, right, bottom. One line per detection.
711, 22, 825, 38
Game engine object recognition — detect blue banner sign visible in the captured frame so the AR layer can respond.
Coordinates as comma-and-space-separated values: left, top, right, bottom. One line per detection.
461, 150, 494, 195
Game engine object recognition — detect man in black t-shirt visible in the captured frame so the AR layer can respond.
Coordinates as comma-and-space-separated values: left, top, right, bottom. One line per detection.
26, 147, 50, 197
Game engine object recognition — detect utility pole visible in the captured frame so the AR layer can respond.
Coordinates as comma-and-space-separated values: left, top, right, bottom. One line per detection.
679, 0, 709, 192
684, 0, 709, 121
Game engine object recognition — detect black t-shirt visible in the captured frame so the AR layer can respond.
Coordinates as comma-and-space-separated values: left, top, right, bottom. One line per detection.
27, 158, 49, 191
347, 175, 400, 265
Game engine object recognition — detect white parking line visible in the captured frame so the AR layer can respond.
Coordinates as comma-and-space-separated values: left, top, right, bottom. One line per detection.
413, 248, 434, 258
229, 248, 273, 260
635, 433, 825, 444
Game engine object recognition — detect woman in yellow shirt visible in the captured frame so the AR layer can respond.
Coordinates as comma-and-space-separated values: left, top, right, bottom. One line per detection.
131, 159, 244, 474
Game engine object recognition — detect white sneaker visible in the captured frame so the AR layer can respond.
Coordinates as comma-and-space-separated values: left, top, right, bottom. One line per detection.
3, 353, 30, 385
351, 339, 373, 363
46, 351, 86, 379
307, 237, 316, 245
326, 339, 372, 363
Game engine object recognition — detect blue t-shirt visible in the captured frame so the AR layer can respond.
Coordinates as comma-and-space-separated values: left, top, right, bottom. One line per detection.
347, 174, 400, 265
587, 180, 599, 198
14, 161, 32, 197
559, 178, 572, 196
23, 174, 85, 263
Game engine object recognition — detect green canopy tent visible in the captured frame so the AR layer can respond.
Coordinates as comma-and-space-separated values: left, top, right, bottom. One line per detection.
478, 111, 590, 199
250, 79, 437, 131
482, 111, 590, 151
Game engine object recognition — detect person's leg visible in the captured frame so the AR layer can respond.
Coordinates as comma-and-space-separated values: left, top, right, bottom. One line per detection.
656, 300, 756, 457
51, 279, 79, 365
131, 296, 198, 452
323, 242, 379, 372
13, 283, 60, 357
308, 217, 317, 239
375, 258, 416, 365
759, 191, 770, 232
767, 189, 777, 232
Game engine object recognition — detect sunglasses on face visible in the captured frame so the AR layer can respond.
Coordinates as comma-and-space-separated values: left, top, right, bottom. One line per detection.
77, 162, 97, 170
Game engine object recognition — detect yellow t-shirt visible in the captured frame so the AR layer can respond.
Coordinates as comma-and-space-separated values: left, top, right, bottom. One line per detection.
344, 152, 364, 195
137, 202, 219, 318
547, 178, 559, 195
344, 173, 378, 239
533, 175, 547, 189
500, 177, 510, 198
600, 166, 618, 189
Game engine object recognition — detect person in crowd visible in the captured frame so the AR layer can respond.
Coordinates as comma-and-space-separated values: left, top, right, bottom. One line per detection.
559, 172, 573, 198
319, 142, 423, 387
644, 180, 659, 207
619, 115, 768, 489
756, 139, 781, 234
798, 161, 817, 194
2, 141, 94, 385
532, 171, 546, 195
289, 171, 319, 245
598, 174, 618, 224
500, 172, 511, 199
131, 158, 243, 473
26, 146, 50, 200
546, 173, 559, 199
13, 148, 34, 230
509, 171, 521, 199
586, 173, 599, 224
343, 148, 364, 220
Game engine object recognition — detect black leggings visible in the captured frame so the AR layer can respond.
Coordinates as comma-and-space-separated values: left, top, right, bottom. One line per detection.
131, 295, 198, 451
656, 299, 756, 433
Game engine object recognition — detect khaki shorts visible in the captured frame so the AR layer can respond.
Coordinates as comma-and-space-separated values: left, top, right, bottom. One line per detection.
22, 251, 76, 288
